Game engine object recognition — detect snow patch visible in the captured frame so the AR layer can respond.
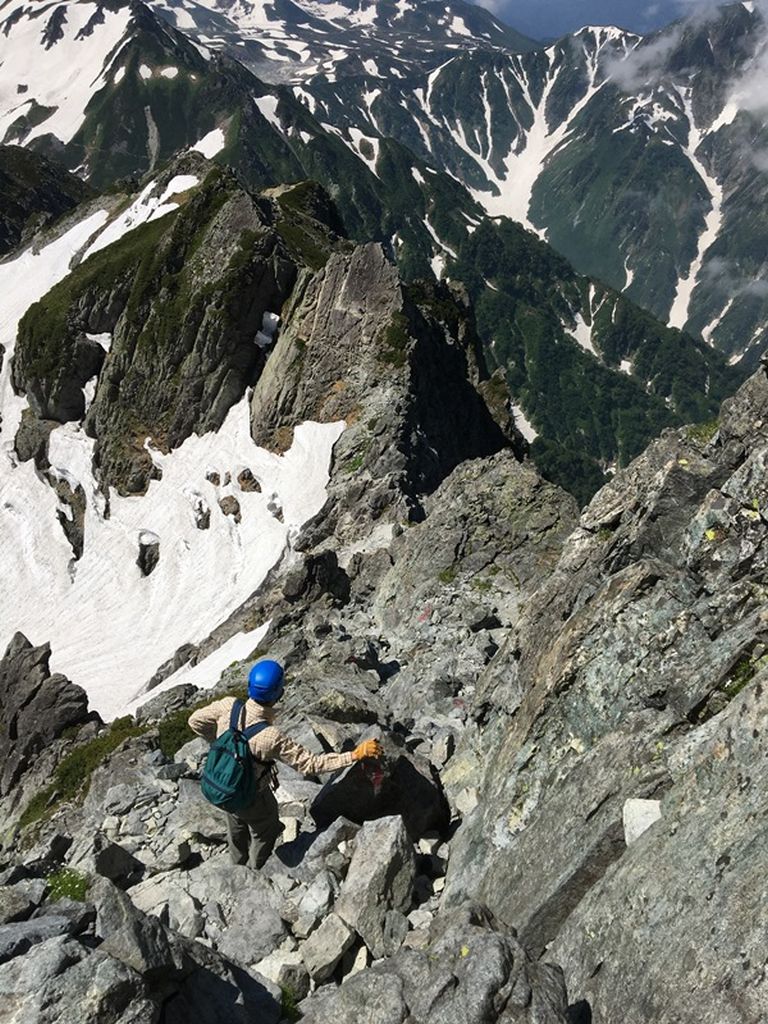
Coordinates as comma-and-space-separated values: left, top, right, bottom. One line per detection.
140, 64, 153, 80
129, 622, 273, 712
86, 333, 112, 351
191, 127, 226, 158
569, 312, 597, 356
4, 398, 344, 720
668, 89, 724, 330
254, 94, 281, 130
449, 16, 471, 37
511, 403, 538, 442
83, 175, 200, 260
160, 66, 179, 79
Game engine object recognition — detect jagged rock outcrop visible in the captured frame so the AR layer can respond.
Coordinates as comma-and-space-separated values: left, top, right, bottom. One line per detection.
0, 634, 93, 809
442, 364, 768, 1021
0, 146, 93, 257
11, 164, 345, 493
249, 242, 523, 542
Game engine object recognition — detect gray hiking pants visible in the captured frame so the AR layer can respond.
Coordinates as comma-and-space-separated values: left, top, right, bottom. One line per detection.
226, 786, 282, 870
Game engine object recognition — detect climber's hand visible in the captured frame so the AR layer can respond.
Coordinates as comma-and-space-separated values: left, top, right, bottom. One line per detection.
353, 739, 383, 761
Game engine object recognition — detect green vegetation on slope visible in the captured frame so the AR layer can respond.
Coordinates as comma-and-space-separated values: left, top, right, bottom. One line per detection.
19, 717, 148, 828
450, 217, 744, 502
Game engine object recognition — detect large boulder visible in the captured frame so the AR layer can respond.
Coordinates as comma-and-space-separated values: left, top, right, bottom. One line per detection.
129, 857, 285, 968
310, 734, 450, 839
299, 904, 570, 1024
336, 816, 416, 958
301, 913, 356, 983
0, 936, 155, 1024
92, 877, 187, 983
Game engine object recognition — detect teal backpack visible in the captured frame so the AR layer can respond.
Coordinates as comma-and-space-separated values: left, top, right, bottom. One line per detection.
200, 700, 268, 813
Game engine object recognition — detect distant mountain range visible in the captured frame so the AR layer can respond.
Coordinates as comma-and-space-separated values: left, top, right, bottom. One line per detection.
0, 0, 761, 496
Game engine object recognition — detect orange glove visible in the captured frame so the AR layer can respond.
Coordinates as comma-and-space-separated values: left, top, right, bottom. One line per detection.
353, 739, 383, 761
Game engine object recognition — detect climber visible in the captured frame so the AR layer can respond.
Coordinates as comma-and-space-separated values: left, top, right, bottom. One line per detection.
188, 658, 383, 870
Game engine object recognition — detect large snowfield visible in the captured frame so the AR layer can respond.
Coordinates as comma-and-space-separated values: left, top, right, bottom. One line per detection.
0, 2, 131, 146
0, 204, 344, 720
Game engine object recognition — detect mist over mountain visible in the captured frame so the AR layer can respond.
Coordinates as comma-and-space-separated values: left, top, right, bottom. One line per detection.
471, 0, 717, 39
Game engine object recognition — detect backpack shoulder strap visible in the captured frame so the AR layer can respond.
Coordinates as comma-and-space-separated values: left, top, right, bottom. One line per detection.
229, 699, 245, 732
242, 721, 270, 742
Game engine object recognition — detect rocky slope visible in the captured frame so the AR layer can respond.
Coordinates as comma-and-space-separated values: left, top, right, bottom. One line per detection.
3, 187, 767, 1017
0, 191, 580, 1020
442, 361, 768, 1021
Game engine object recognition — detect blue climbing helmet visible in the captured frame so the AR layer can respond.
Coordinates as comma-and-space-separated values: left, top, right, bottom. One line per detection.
248, 659, 285, 703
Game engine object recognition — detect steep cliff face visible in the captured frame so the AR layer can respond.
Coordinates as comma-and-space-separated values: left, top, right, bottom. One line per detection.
0, 146, 93, 257
250, 241, 521, 540
443, 362, 768, 1021
12, 162, 344, 494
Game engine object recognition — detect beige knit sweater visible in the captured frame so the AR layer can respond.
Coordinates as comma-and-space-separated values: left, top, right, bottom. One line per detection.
188, 697, 355, 776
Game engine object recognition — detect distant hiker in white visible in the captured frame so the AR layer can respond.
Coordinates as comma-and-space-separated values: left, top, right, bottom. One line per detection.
188, 659, 383, 870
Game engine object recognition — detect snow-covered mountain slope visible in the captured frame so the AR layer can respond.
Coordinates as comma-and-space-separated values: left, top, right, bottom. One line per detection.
150, 0, 537, 82
0, 0, 482, 277
0, 0, 747, 503
284, 4, 768, 366
0, 0, 133, 148
0, 168, 345, 718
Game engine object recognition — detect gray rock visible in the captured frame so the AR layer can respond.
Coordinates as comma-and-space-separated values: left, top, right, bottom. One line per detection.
135, 683, 199, 725
129, 874, 204, 937
211, 889, 285, 968
0, 936, 155, 1024
336, 816, 415, 958
92, 877, 186, 982
442, 367, 768, 1022
295, 870, 336, 932
92, 836, 145, 884
173, 738, 209, 772
301, 912, 355, 982
550, 675, 768, 1024
254, 948, 310, 1001
0, 915, 77, 964
0, 633, 92, 800
0, 880, 45, 924
300, 904, 569, 1024
136, 532, 160, 577
165, 777, 227, 843
310, 733, 450, 839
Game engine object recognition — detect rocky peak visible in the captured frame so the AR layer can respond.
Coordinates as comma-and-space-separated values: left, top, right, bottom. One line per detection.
12, 165, 346, 494
0, 634, 94, 810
